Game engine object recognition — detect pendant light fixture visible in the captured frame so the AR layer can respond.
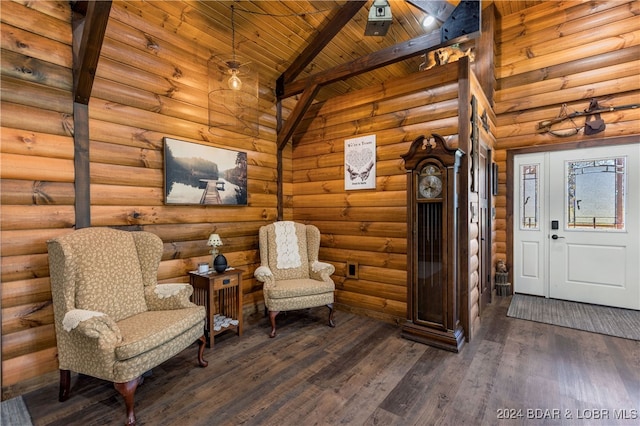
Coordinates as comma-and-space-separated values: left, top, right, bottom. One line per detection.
208, 4, 259, 139
226, 5, 242, 91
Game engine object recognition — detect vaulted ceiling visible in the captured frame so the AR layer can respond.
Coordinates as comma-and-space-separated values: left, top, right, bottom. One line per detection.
75, 0, 543, 116
194, 0, 431, 102
187, 0, 543, 105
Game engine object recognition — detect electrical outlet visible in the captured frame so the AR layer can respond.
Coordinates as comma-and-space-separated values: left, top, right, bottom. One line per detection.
346, 261, 359, 279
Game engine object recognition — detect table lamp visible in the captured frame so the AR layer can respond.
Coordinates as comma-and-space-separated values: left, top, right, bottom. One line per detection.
207, 233, 227, 273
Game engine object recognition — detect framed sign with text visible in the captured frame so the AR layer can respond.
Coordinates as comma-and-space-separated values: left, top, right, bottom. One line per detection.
345, 134, 376, 190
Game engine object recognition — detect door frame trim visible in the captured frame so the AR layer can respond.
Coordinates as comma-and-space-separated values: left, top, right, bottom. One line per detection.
479, 142, 493, 311
505, 135, 638, 285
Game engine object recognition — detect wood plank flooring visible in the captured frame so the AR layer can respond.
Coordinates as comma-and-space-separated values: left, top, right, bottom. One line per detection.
21, 297, 640, 425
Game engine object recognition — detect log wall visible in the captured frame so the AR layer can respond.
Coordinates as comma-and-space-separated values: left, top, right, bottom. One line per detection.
292, 60, 478, 327
1, 0, 286, 395
4, 0, 637, 399
1, 0, 75, 395
493, 0, 640, 274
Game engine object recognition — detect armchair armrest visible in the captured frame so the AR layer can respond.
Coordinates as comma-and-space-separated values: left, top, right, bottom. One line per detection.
145, 284, 196, 311
310, 261, 335, 281
62, 309, 122, 348
254, 266, 275, 287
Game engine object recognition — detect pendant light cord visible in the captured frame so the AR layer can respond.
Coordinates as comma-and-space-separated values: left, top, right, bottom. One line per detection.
231, 4, 236, 62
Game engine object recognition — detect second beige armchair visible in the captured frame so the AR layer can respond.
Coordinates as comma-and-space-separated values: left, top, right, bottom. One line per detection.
254, 221, 336, 337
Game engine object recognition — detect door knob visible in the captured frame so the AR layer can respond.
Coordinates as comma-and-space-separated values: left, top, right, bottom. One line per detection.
551, 234, 565, 240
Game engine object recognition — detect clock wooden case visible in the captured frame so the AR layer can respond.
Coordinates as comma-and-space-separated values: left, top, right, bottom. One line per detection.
401, 134, 465, 352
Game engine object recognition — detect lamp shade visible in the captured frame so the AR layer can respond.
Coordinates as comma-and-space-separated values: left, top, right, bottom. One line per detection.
207, 234, 223, 247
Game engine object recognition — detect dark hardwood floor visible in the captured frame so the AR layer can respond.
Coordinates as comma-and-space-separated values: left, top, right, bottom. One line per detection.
22, 296, 639, 425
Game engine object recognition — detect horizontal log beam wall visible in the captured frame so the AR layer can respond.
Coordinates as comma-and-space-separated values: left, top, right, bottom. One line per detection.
292, 62, 461, 323
1, 0, 286, 395
0, 0, 75, 395
493, 0, 640, 279
6, 0, 637, 399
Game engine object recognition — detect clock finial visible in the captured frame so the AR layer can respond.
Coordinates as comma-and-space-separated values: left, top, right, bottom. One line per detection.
421, 136, 437, 151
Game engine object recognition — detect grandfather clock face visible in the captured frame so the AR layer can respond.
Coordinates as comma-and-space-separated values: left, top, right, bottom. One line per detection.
417, 164, 443, 200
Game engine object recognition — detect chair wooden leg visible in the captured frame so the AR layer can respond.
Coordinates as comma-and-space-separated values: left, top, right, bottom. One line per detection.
269, 310, 280, 338
197, 335, 208, 367
59, 369, 71, 402
327, 303, 336, 328
114, 377, 142, 426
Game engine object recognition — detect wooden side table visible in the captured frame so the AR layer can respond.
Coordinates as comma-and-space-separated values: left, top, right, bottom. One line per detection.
189, 268, 243, 348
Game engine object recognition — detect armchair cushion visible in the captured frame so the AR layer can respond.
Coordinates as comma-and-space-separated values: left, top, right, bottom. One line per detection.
265, 278, 334, 300
115, 307, 204, 360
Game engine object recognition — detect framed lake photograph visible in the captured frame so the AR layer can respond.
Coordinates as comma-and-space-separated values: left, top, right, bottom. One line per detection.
164, 137, 247, 205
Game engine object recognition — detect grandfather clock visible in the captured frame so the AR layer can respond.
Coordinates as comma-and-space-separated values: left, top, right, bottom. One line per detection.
401, 134, 465, 352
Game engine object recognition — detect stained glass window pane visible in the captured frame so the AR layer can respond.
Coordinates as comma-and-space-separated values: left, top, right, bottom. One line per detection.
566, 157, 625, 230
520, 164, 539, 230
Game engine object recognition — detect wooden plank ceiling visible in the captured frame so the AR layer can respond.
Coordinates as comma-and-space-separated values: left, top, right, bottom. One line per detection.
188, 0, 543, 105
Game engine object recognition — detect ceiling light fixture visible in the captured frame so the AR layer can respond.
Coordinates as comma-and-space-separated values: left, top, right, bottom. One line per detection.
422, 15, 436, 28
364, 0, 392, 36
228, 67, 242, 90
208, 4, 259, 139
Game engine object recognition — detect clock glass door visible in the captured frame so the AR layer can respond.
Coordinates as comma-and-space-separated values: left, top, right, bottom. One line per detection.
416, 202, 444, 325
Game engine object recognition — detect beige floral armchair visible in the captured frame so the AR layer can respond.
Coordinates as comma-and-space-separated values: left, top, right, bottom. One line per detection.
47, 227, 207, 426
254, 221, 336, 337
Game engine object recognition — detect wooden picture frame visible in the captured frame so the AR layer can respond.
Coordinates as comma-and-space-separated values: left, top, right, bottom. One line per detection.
164, 137, 247, 205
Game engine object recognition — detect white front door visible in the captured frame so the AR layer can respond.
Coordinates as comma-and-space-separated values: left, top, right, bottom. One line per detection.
514, 144, 640, 310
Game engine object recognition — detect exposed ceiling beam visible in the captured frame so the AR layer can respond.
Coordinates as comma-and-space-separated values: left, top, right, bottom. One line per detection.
277, 83, 321, 149
276, 1, 480, 149
71, 0, 111, 104
282, 30, 441, 99
282, 0, 480, 100
277, 29, 478, 145
276, 1, 366, 98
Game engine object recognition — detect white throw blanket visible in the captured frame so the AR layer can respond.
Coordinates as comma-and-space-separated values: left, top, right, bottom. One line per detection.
62, 309, 105, 332
274, 221, 302, 269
